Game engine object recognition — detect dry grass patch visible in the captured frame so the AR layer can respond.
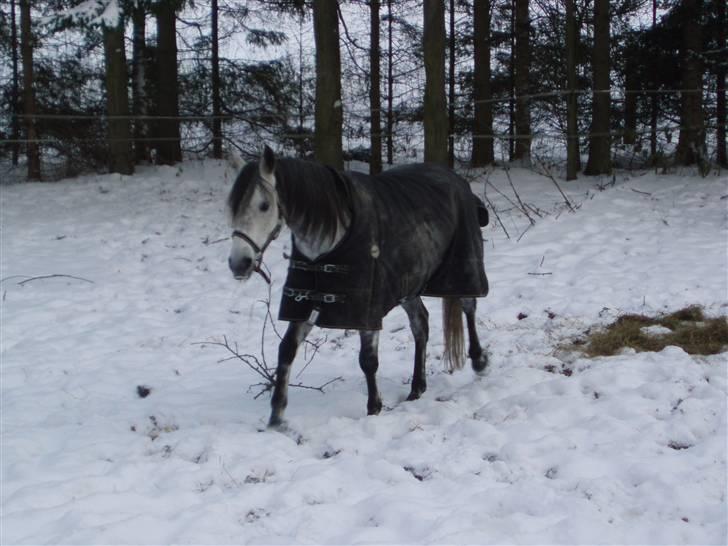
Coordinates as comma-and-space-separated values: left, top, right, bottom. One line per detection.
573, 306, 728, 357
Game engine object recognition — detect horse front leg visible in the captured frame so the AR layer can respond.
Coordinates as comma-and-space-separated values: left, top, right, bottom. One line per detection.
359, 331, 383, 415
402, 297, 429, 400
269, 321, 313, 428
461, 297, 488, 373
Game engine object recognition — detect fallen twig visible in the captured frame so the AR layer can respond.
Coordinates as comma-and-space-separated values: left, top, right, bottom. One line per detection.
1, 274, 95, 286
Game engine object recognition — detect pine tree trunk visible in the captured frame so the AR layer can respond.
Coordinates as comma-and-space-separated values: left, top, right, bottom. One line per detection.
624, 57, 637, 146
714, 0, 726, 167
650, 0, 658, 159
369, 0, 382, 175
155, 1, 182, 165
584, 0, 611, 175
471, 0, 493, 167
103, 20, 134, 175
447, 0, 455, 167
386, 0, 394, 165
423, 0, 448, 165
674, 0, 704, 166
10, 0, 20, 166
20, 0, 40, 180
513, 0, 531, 164
313, 0, 343, 170
211, 0, 223, 159
565, 0, 579, 180
131, 5, 149, 163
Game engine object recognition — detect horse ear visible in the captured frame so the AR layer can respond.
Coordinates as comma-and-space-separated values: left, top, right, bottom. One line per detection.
260, 145, 276, 179
227, 148, 245, 171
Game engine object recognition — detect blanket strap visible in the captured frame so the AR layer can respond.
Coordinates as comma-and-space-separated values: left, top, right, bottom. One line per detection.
283, 287, 346, 304
289, 260, 350, 274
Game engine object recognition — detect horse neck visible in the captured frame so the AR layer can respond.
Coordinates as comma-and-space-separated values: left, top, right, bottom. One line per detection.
275, 158, 351, 261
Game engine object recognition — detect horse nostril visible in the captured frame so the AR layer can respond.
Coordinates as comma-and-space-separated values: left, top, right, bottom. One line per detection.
240, 257, 253, 270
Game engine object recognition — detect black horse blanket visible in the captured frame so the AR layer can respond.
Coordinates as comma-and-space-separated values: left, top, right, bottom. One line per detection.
278, 163, 489, 330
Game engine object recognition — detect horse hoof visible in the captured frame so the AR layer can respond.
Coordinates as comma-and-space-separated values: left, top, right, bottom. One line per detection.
367, 398, 383, 415
267, 416, 286, 430
406, 388, 425, 401
472, 352, 489, 373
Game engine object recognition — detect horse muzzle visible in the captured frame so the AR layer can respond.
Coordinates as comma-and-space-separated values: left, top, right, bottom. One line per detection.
228, 255, 255, 280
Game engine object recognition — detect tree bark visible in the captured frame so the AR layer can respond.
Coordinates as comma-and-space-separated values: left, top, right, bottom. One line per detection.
131, 4, 149, 163
313, 0, 343, 170
624, 56, 637, 146
513, 0, 531, 164
386, 0, 394, 165
674, 0, 704, 166
155, 1, 182, 165
103, 20, 134, 175
584, 0, 611, 175
211, 0, 223, 159
423, 0, 448, 165
20, 0, 40, 180
10, 0, 20, 166
447, 0, 455, 167
369, 0, 382, 174
471, 0, 494, 167
565, 0, 579, 180
650, 0, 658, 159
714, 0, 726, 167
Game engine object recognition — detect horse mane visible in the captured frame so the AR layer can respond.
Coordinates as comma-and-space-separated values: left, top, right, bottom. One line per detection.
275, 158, 353, 242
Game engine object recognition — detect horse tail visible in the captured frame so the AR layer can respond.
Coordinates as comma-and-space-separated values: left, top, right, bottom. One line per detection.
442, 297, 465, 372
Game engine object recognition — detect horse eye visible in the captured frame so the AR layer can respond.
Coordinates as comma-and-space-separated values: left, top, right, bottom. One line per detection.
259, 202, 270, 212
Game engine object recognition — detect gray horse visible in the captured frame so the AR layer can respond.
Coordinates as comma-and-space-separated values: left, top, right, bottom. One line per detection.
227, 147, 489, 427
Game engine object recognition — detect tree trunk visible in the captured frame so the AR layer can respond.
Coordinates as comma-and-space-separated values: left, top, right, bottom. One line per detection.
20, 0, 40, 180
386, 0, 394, 165
447, 0, 455, 167
714, 0, 726, 167
10, 0, 20, 166
565, 0, 579, 180
423, 0, 448, 165
508, 0, 515, 160
211, 0, 223, 159
369, 0, 382, 174
650, 0, 658, 159
624, 56, 637, 146
313, 0, 343, 170
513, 0, 531, 164
155, 1, 182, 165
103, 20, 134, 175
584, 0, 611, 175
471, 0, 494, 167
674, 0, 704, 166
131, 4, 149, 163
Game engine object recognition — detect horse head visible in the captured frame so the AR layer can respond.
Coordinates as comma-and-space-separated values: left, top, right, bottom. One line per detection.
226, 146, 282, 281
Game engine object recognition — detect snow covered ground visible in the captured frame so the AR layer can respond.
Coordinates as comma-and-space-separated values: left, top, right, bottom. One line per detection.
1, 161, 726, 544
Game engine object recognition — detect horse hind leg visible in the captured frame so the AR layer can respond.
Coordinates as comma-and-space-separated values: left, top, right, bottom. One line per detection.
402, 297, 429, 400
461, 297, 489, 373
269, 320, 313, 428
359, 331, 383, 415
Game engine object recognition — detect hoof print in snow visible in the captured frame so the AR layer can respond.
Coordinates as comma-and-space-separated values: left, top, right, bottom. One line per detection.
137, 385, 152, 398
321, 449, 342, 459
544, 364, 573, 376
545, 310, 557, 319
404, 465, 432, 481
242, 509, 269, 524
545, 467, 558, 479
668, 441, 692, 451
517, 312, 529, 320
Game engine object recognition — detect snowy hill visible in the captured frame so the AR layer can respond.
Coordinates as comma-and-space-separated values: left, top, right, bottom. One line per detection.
1, 162, 726, 544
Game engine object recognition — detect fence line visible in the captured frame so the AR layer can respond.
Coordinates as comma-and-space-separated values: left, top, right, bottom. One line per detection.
0, 123, 714, 146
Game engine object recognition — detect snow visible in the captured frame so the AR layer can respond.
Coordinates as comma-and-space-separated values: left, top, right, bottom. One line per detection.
1, 161, 726, 544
